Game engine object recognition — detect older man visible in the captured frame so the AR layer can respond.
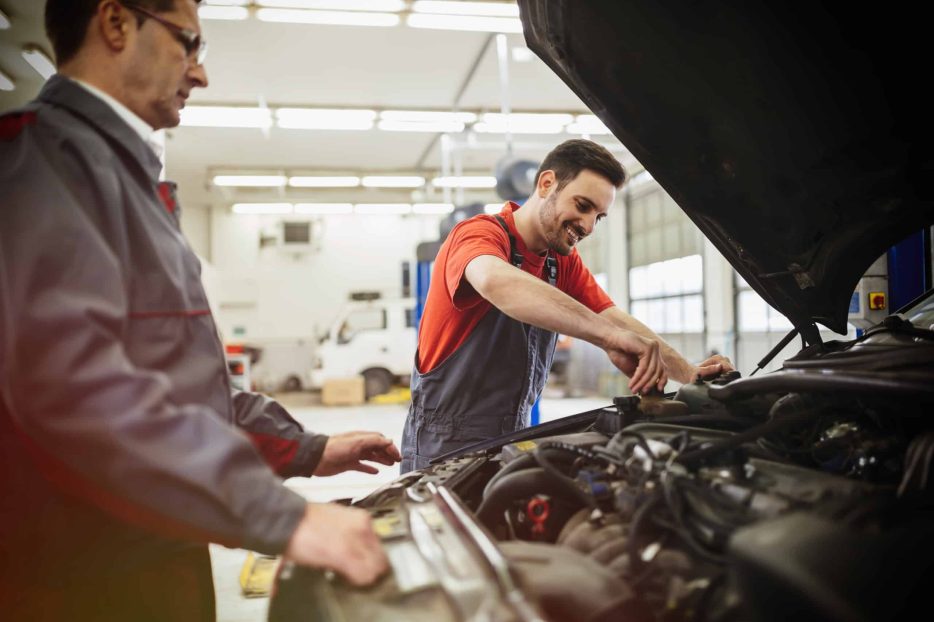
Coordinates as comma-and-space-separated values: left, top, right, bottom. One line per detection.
0, 1, 398, 619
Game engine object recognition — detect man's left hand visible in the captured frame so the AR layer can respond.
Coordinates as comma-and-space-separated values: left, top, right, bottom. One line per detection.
314, 431, 402, 476
691, 355, 735, 381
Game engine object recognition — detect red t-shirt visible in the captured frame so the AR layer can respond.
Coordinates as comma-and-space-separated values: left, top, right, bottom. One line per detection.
416, 202, 615, 373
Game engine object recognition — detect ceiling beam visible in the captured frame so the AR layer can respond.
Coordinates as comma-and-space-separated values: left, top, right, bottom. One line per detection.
415, 32, 494, 170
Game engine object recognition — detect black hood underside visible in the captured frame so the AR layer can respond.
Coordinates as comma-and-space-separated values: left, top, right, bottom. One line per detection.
519, 1, 934, 333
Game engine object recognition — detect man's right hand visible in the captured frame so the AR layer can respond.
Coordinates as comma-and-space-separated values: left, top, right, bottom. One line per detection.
604, 330, 667, 394
284, 503, 388, 586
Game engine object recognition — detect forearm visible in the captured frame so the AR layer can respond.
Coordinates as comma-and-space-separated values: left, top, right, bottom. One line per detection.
231, 389, 329, 478
600, 306, 694, 382
466, 256, 618, 349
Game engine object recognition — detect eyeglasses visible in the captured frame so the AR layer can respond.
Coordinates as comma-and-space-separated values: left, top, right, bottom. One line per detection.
122, 2, 208, 65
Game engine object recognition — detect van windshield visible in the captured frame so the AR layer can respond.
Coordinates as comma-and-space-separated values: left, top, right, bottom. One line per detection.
338, 308, 387, 343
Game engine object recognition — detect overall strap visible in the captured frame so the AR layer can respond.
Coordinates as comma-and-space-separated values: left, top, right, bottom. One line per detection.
545, 255, 558, 286
494, 214, 524, 269
494, 214, 559, 285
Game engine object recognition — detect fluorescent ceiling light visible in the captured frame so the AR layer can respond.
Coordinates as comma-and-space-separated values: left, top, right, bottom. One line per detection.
180, 106, 273, 128
482, 112, 574, 125
257, 8, 400, 27
376, 110, 473, 133
484, 203, 503, 214
22, 46, 55, 80
355, 203, 412, 215
0, 70, 13, 92
199, 5, 249, 19
378, 119, 464, 133
406, 13, 522, 33
289, 176, 360, 187
566, 114, 612, 135
474, 112, 573, 134
412, 1, 520, 17
565, 123, 611, 135
232, 203, 294, 215
362, 176, 425, 188
204, 0, 249, 5
276, 108, 376, 130
0, 9, 10, 29
432, 176, 497, 189
258, 0, 405, 10
511, 46, 535, 63
380, 110, 477, 123
413, 203, 455, 215
473, 122, 564, 134
213, 175, 286, 187
294, 203, 354, 215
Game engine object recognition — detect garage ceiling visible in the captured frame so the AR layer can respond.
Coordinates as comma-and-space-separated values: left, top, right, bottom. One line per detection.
0, 1, 634, 211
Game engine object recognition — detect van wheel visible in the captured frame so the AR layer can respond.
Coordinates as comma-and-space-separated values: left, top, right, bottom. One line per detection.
362, 369, 393, 400
282, 375, 302, 392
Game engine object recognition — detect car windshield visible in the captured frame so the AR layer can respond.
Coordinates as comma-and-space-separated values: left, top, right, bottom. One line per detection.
898, 289, 934, 331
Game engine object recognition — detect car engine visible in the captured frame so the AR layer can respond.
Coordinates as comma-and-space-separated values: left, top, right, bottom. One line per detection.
270, 312, 934, 622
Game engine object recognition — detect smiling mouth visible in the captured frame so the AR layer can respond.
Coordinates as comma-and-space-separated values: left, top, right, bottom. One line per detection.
565, 224, 585, 245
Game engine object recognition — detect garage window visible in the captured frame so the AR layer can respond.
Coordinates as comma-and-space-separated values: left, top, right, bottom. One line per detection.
627, 176, 706, 361
734, 274, 855, 373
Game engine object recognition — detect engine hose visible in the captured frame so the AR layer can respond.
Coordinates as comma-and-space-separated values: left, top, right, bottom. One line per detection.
482, 445, 584, 499
536, 441, 604, 463
661, 476, 728, 564
482, 452, 538, 499
649, 414, 757, 429
708, 369, 934, 402
534, 441, 605, 481
607, 430, 657, 460
626, 492, 663, 575
783, 347, 934, 371
476, 467, 594, 528
676, 394, 823, 468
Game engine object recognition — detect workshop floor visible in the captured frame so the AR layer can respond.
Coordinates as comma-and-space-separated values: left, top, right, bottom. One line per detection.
211, 393, 610, 622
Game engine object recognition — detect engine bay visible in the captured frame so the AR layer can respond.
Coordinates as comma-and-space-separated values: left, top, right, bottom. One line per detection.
270, 316, 934, 622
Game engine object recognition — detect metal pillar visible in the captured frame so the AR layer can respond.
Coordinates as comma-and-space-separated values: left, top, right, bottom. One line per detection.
415, 240, 443, 333
887, 229, 931, 311
415, 260, 432, 333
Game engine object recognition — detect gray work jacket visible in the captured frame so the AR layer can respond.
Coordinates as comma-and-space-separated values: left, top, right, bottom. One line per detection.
0, 76, 323, 584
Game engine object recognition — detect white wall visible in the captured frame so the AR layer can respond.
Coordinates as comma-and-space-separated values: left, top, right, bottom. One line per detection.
180, 205, 212, 260
205, 209, 439, 341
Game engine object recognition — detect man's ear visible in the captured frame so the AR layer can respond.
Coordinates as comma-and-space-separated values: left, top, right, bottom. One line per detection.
537, 169, 556, 198
98, 0, 132, 52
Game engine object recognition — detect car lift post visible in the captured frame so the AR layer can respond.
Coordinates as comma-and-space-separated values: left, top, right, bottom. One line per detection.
888, 229, 932, 311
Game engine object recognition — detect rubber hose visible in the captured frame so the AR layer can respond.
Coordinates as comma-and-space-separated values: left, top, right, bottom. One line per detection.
476, 467, 592, 528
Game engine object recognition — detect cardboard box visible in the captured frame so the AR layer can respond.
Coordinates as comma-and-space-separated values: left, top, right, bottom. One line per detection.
321, 376, 365, 406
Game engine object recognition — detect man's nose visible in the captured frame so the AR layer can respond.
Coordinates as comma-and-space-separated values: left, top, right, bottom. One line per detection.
582, 213, 597, 235
188, 62, 209, 88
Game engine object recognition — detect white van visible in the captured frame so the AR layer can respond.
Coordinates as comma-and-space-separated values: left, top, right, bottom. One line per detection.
309, 298, 417, 398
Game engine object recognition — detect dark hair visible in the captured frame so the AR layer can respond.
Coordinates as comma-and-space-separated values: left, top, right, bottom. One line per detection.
45, 0, 200, 65
535, 139, 626, 192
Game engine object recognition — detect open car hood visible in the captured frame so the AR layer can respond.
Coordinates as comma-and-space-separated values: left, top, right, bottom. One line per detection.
519, 1, 934, 333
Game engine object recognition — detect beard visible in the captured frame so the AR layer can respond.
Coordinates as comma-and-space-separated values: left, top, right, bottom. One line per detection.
538, 192, 573, 256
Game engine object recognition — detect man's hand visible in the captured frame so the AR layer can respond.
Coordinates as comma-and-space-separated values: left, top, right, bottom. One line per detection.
603, 329, 669, 394
690, 354, 735, 381
314, 431, 401, 476
284, 503, 388, 586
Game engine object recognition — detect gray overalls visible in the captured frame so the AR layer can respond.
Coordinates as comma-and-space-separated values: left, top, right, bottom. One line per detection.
401, 216, 559, 472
